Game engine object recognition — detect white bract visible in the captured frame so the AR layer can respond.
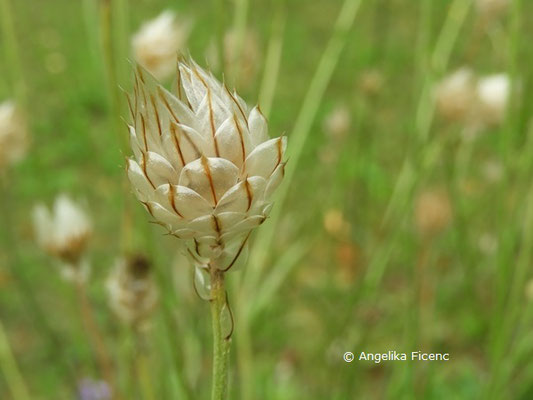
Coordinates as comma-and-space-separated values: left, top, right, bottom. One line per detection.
127, 59, 286, 270
0, 100, 28, 170
132, 11, 192, 80
33, 194, 92, 267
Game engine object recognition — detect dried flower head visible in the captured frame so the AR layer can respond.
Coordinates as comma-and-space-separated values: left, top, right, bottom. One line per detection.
475, 73, 510, 126
323, 105, 351, 140
132, 11, 192, 81
435, 68, 477, 122
126, 58, 286, 270
414, 188, 453, 236
107, 255, 158, 329
33, 194, 92, 272
0, 100, 28, 170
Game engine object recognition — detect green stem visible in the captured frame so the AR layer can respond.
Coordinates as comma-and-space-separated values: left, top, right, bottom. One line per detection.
0, 320, 31, 400
258, 2, 286, 117
210, 269, 230, 400
134, 332, 156, 400
0, 0, 26, 108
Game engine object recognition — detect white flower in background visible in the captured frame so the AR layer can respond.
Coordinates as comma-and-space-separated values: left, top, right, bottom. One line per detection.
435, 68, 476, 122
323, 105, 351, 140
127, 59, 286, 270
33, 195, 92, 280
476, 73, 510, 126
0, 100, 28, 170
107, 255, 158, 328
476, 0, 509, 19
132, 11, 192, 81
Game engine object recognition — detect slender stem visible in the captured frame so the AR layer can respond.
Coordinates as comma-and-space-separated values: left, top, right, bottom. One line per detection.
0, 0, 26, 108
75, 280, 117, 398
213, 0, 226, 74
0, 176, 78, 388
210, 268, 231, 400
258, 2, 286, 117
134, 332, 156, 400
0, 320, 31, 400
229, 0, 249, 85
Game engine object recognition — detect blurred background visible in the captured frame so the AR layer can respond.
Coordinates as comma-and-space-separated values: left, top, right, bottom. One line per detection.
1, 0, 533, 398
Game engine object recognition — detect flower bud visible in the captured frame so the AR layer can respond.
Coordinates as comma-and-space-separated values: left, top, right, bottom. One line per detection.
126, 58, 286, 270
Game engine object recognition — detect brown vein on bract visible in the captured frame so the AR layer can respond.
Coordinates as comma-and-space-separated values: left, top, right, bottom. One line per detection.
181, 67, 194, 110
141, 153, 156, 189
201, 156, 218, 205
126, 93, 134, 121
169, 123, 186, 167
194, 239, 201, 256
140, 114, 148, 152
133, 85, 139, 127
168, 184, 184, 218
176, 63, 184, 102
150, 94, 163, 138
141, 201, 155, 217
178, 124, 202, 159
276, 137, 283, 169
136, 65, 146, 84
222, 232, 251, 272
207, 89, 220, 156
244, 179, 253, 211
233, 114, 246, 164
157, 87, 181, 124
212, 214, 221, 236
224, 84, 248, 125
187, 248, 203, 264
191, 67, 219, 155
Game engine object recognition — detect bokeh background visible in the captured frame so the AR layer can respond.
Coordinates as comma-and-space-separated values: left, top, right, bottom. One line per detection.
1, 0, 533, 399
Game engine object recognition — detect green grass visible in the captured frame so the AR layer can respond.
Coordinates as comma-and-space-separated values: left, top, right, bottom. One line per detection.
1, 0, 533, 398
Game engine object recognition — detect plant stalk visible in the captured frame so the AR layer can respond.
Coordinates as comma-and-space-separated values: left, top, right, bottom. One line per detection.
75, 279, 117, 398
0, 320, 31, 400
210, 268, 231, 400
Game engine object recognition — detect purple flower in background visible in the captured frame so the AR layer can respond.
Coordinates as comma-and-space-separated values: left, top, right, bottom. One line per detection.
77, 378, 111, 400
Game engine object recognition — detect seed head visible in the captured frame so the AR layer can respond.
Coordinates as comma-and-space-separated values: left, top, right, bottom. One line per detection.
132, 11, 193, 80
127, 58, 286, 270
107, 255, 158, 329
